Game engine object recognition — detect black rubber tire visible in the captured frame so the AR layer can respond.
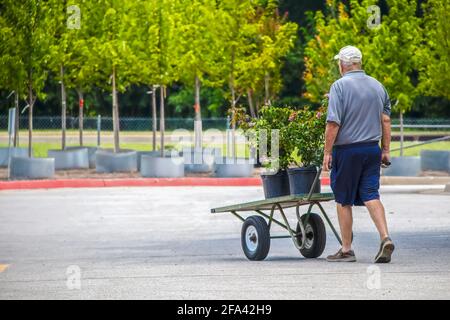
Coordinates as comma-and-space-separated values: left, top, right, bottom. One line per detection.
296, 213, 326, 258
241, 216, 271, 261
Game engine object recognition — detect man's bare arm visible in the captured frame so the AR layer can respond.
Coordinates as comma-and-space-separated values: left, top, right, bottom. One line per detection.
322, 122, 340, 171
381, 114, 391, 163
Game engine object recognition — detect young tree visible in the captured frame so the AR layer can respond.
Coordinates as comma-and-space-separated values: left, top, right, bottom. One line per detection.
0, 0, 52, 157
219, 0, 296, 156
129, 0, 180, 155
234, 0, 297, 113
48, 0, 75, 150
218, 0, 255, 157
417, 0, 450, 100
177, 0, 225, 151
256, 0, 298, 106
366, 0, 420, 155
303, 0, 420, 155
64, 1, 101, 147
89, 0, 138, 153
155, 0, 182, 156
128, 0, 161, 151
303, 0, 370, 102
0, 8, 26, 146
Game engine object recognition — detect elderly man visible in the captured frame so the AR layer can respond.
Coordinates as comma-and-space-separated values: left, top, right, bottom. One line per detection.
323, 45, 395, 263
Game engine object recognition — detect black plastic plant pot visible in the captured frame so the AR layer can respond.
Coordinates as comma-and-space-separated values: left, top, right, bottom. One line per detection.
261, 170, 291, 199
287, 166, 321, 195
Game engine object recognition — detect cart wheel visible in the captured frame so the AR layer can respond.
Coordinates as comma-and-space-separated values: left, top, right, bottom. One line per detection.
296, 213, 326, 258
241, 216, 270, 261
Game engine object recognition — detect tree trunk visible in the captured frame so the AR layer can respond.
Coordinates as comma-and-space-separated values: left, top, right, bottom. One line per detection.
112, 66, 120, 153
194, 76, 202, 151
255, 96, 260, 114
247, 89, 256, 118
230, 83, 237, 159
28, 73, 33, 158
399, 110, 404, 157
60, 65, 67, 150
78, 90, 84, 146
151, 85, 157, 151
160, 86, 165, 157
13, 90, 19, 147
264, 73, 270, 106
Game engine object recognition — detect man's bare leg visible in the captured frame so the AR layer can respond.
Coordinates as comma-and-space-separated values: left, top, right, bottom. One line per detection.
337, 204, 353, 252
364, 199, 389, 240
365, 199, 394, 263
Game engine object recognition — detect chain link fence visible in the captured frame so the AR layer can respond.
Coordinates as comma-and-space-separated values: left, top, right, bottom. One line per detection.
1, 116, 449, 157
391, 118, 450, 130
0, 116, 229, 131
1, 116, 450, 132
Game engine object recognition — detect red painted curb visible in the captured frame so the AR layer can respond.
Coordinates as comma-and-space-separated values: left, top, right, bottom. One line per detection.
0, 177, 330, 191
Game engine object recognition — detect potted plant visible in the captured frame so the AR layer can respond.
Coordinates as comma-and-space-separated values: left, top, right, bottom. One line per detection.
284, 106, 327, 195
236, 105, 326, 197
236, 106, 292, 198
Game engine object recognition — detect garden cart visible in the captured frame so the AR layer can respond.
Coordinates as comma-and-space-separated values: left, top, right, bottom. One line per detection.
211, 167, 343, 260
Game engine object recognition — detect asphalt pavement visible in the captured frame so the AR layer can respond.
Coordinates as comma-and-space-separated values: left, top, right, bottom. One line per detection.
0, 185, 449, 299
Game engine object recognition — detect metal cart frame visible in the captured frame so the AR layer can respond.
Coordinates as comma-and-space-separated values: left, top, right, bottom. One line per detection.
211, 168, 342, 260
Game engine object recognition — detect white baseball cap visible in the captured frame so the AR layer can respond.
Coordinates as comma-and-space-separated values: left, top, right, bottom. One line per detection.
334, 45, 362, 63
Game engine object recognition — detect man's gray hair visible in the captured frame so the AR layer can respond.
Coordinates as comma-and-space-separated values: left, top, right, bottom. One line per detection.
340, 59, 359, 67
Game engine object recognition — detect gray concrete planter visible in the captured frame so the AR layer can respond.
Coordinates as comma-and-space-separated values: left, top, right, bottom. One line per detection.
66, 146, 98, 169
183, 147, 221, 173
140, 154, 184, 178
0, 147, 29, 167
137, 151, 161, 171
10, 157, 55, 180
213, 157, 255, 177
382, 156, 421, 176
95, 149, 137, 173
421, 150, 450, 172
48, 148, 89, 170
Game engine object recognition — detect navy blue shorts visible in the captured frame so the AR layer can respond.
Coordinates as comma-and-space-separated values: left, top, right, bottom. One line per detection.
330, 141, 381, 206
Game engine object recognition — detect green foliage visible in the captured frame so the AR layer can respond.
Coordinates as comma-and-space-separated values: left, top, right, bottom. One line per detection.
366, 0, 420, 113
284, 106, 326, 167
303, 0, 421, 114
0, 0, 52, 101
251, 105, 292, 169
417, 0, 450, 100
2, 0, 449, 122
235, 104, 326, 169
168, 86, 225, 116
177, 0, 225, 87
232, 1, 298, 106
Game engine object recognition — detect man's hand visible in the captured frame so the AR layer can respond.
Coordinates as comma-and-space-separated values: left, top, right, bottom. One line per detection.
322, 151, 332, 171
381, 149, 390, 165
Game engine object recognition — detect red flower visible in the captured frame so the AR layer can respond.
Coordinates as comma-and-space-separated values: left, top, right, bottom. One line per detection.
289, 112, 298, 122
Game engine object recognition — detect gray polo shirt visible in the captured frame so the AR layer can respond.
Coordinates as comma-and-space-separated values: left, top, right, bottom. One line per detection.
327, 70, 391, 146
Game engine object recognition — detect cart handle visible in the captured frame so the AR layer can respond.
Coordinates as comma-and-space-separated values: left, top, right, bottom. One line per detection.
306, 166, 322, 201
